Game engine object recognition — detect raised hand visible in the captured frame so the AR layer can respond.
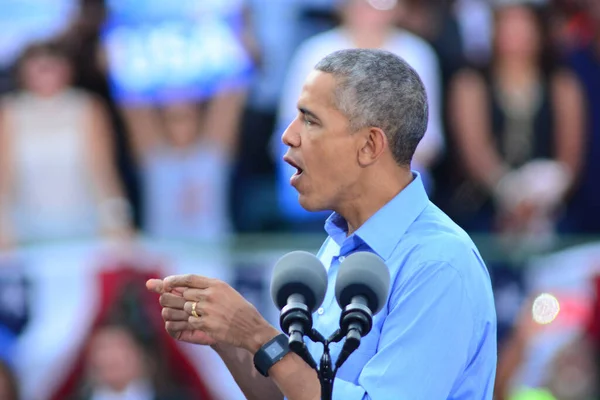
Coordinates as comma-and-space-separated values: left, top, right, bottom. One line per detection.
146, 278, 217, 346
154, 274, 279, 353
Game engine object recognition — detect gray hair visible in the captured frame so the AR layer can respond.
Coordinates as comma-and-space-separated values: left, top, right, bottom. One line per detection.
314, 48, 428, 166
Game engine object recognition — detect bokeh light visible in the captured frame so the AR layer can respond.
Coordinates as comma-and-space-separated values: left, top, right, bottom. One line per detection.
532, 293, 561, 325
367, 0, 398, 11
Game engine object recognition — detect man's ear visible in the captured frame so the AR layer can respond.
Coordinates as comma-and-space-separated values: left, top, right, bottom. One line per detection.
357, 127, 387, 167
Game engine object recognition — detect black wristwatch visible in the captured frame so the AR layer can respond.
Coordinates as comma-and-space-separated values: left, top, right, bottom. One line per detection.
253, 333, 290, 377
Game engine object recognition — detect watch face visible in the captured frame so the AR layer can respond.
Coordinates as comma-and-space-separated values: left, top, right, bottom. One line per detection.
266, 342, 284, 359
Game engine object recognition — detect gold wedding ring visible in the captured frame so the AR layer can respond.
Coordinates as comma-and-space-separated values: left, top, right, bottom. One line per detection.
191, 302, 199, 318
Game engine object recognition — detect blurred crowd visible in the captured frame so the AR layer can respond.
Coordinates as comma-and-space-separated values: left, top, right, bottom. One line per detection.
0, 0, 599, 399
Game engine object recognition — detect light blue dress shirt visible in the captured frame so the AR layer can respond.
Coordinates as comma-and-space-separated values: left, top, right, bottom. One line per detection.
305, 172, 497, 399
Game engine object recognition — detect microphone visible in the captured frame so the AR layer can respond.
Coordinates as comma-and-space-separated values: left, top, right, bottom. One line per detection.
334, 252, 390, 369
270, 251, 328, 368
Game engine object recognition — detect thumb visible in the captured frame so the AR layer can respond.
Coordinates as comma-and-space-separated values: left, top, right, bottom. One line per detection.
146, 279, 165, 294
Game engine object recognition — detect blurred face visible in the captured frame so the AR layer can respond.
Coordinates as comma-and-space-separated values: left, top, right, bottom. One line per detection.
87, 327, 147, 391
162, 103, 200, 147
281, 71, 362, 212
342, 0, 399, 32
20, 53, 71, 96
494, 6, 541, 60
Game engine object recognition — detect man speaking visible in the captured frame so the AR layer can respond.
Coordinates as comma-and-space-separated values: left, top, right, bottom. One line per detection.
147, 49, 497, 399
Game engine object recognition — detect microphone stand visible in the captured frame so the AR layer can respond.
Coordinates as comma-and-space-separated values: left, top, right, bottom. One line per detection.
290, 329, 360, 400
280, 303, 369, 399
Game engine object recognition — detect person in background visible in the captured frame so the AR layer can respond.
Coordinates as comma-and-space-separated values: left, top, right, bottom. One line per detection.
230, 0, 322, 233
124, 92, 245, 242
58, 0, 143, 228
394, 0, 473, 220
0, 359, 18, 400
495, 272, 600, 400
562, 0, 600, 235
0, 41, 133, 249
76, 323, 195, 400
83, 325, 156, 400
274, 0, 444, 230
397, 0, 466, 78
447, 1, 585, 244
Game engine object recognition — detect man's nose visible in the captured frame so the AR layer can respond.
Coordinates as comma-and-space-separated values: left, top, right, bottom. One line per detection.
281, 119, 300, 148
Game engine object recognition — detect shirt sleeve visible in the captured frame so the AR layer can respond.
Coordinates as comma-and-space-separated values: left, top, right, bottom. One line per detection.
331, 261, 474, 400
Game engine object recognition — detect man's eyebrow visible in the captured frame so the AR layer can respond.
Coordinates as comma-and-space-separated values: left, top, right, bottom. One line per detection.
298, 107, 321, 122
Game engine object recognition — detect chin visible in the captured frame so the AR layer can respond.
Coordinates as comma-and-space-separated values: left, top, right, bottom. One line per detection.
298, 194, 328, 213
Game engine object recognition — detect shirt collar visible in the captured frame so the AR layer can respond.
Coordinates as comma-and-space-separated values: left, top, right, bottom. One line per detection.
324, 172, 429, 260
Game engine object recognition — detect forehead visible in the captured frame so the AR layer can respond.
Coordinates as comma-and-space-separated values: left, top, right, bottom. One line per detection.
298, 70, 339, 111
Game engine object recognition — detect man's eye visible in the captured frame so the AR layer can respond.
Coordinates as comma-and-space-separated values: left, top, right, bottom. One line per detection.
304, 117, 313, 126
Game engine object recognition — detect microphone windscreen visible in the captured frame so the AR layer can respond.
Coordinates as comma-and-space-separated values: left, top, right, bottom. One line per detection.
335, 252, 390, 315
270, 251, 328, 312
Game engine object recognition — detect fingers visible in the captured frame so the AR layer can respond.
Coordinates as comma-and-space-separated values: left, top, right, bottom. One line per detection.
182, 288, 209, 302
147, 279, 188, 296
165, 321, 190, 338
171, 286, 186, 296
146, 279, 164, 294
162, 307, 189, 322
159, 293, 186, 309
164, 274, 215, 292
183, 300, 206, 316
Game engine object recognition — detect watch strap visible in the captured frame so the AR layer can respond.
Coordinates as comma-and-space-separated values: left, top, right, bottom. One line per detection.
253, 333, 290, 377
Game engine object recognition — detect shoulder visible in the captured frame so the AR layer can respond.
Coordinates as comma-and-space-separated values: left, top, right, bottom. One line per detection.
388, 29, 439, 67
63, 88, 94, 104
384, 203, 496, 337
300, 28, 345, 49
282, 29, 344, 92
0, 93, 25, 133
449, 68, 489, 105
452, 67, 487, 89
386, 207, 495, 321
391, 29, 434, 53
390, 203, 488, 286
291, 29, 346, 63
77, 91, 110, 118
0, 92, 26, 111
549, 68, 581, 90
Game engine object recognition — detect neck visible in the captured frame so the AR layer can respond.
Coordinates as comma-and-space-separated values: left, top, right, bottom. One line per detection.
27, 89, 65, 99
495, 58, 539, 87
337, 166, 413, 236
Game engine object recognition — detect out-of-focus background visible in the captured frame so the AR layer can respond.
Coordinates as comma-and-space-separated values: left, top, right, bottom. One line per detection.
0, 0, 598, 399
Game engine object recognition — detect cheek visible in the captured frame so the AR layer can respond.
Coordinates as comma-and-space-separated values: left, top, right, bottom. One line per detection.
319, 147, 356, 193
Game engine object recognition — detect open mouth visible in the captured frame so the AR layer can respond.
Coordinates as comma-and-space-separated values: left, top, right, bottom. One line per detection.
284, 156, 304, 182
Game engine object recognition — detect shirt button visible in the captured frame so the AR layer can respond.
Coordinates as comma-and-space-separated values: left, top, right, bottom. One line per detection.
317, 307, 324, 315
338, 256, 346, 262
